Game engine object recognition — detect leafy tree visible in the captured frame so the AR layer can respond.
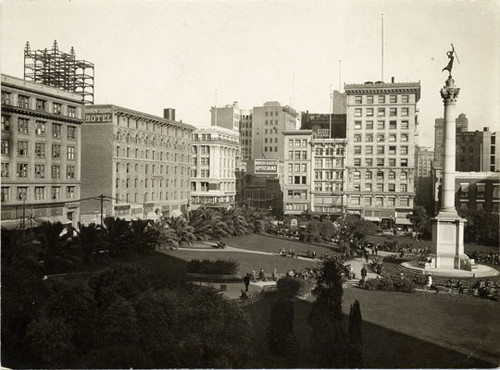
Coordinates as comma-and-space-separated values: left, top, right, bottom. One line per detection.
165, 215, 196, 246
151, 221, 179, 250
320, 219, 336, 241
336, 215, 377, 242
308, 258, 347, 367
100, 296, 141, 347
102, 217, 130, 256
305, 219, 322, 242
409, 206, 430, 240
458, 209, 499, 246
347, 300, 363, 368
74, 222, 106, 264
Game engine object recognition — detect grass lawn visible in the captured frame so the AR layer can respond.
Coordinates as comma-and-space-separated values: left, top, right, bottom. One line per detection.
242, 288, 499, 368
222, 233, 337, 255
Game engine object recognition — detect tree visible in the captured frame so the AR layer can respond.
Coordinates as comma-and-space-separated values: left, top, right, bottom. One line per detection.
164, 215, 196, 246
127, 219, 159, 254
74, 222, 106, 264
458, 209, 499, 246
267, 277, 302, 356
305, 219, 322, 242
308, 258, 347, 367
337, 215, 377, 242
409, 206, 429, 240
347, 300, 363, 368
102, 217, 130, 256
320, 219, 336, 241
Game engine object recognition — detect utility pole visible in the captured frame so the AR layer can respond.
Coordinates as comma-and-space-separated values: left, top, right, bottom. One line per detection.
22, 193, 26, 230
100, 194, 104, 229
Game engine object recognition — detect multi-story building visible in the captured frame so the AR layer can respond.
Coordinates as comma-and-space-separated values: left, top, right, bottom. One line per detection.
455, 172, 500, 214
415, 146, 434, 213
300, 112, 346, 139
433, 113, 468, 171
80, 105, 195, 223
239, 175, 283, 217
252, 101, 299, 160
344, 80, 421, 228
310, 138, 347, 217
1, 74, 84, 228
190, 126, 240, 206
456, 127, 499, 172
283, 130, 312, 216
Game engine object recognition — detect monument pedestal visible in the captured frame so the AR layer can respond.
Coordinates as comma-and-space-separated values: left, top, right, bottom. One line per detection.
430, 213, 467, 269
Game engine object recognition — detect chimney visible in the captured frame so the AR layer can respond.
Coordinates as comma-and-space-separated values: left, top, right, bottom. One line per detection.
483, 127, 489, 132
391, 76, 395, 83
163, 108, 175, 121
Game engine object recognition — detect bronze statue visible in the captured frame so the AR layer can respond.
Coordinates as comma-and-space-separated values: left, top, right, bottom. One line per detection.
442, 44, 457, 75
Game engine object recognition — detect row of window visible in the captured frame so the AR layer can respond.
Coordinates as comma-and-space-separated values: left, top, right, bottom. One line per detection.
116, 162, 189, 176
352, 183, 409, 192
116, 177, 186, 189
353, 170, 409, 181
353, 133, 409, 142
264, 137, 278, 144
354, 145, 409, 155
353, 158, 408, 167
115, 191, 184, 203
191, 182, 235, 192
314, 183, 343, 192
116, 131, 190, 151
1, 140, 76, 159
458, 201, 500, 212
1, 186, 76, 202
116, 145, 190, 163
1, 163, 76, 179
117, 116, 190, 139
287, 150, 308, 160
459, 184, 500, 198
287, 175, 307, 185
264, 146, 278, 152
354, 107, 410, 118
1, 116, 77, 138
1, 92, 78, 117
264, 120, 279, 125
350, 196, 411, 207
314, 158, 344, 168
354, 94, 410, 104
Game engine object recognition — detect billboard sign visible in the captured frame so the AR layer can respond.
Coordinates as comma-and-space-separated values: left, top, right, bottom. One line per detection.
254, 159, 278, 175
84, 107, 113, 123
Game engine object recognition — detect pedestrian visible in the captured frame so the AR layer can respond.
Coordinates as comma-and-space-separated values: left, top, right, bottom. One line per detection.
243, 273, 251, 292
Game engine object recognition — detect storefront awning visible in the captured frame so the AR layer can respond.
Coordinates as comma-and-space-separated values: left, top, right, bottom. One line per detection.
1, 219, 40, 230
36, 216, 72, 225
364, 216, 381, 222
170, 209, 183, 218
396, 217, 413, 226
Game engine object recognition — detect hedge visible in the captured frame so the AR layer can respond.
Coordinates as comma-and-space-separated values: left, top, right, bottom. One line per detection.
187, 258, 239, 275
365, 276, 415, 293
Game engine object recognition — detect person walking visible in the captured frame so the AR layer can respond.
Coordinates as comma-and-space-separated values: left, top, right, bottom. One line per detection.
243, 273, 251, 292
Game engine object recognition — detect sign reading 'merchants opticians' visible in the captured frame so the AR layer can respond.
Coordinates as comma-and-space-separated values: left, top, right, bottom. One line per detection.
254, 159, 278, 174
84, 107, 113, 123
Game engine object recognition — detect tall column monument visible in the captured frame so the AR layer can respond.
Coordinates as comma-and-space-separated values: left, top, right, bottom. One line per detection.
431, 44, 467, 269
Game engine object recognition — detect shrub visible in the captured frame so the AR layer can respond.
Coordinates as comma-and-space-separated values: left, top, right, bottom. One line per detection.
365, 276, 415, 293
186, 258, 239, 275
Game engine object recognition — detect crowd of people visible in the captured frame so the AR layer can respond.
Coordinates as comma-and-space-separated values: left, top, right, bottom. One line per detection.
465, 250, 499, 266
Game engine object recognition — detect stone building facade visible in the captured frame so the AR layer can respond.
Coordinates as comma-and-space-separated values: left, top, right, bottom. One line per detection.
1, 74, 84, 228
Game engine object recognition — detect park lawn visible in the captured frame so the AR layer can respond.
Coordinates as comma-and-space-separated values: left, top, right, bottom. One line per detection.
223, 234, 336, 256
163, 249, 318, 277
243, 288, 499, 368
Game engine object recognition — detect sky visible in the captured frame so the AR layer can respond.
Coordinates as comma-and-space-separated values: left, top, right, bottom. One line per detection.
2, 0, 499, 148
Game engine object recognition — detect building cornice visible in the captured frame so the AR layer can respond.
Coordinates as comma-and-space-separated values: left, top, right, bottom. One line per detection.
1, 104, 83, 125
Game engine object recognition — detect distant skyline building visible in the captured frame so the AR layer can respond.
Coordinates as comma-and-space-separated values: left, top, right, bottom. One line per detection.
456, 127, 499, 172
434, 113, 469, 171
344, 79, 421, 227
80, 105, 195, 223
190, 126, 241, 206
1, 74, 84, 228
415, 146, 434, 213
300, 112, 346, 139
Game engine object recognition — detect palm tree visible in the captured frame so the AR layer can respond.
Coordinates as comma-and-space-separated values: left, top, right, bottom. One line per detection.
222, 208, 251, 236
35, 222, 81, 274
75, 222, 106, 264
127, 219, 159, 254
164, 216, 195, 246
102, 217, 130, 256
151, 221, 179, 250
188, 208, 215, 241
1, 228, 43, 275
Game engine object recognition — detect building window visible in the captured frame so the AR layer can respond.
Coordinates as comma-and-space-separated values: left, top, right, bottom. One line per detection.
400, 184, 408, 192
36, 99, 46, 111
66, 165, 75, 179
1, 187, 10, 202
35, 187, 45, 200
401, 108, 409, 116
353, 171, 361, 180
18, 141, 29, 156
67, 146, 75, 160
354, 108, 362, 117
351, 197, 360, 206
389, 158, 396, 167
365, 134, 373, 142
400, 146, 408, 155
354, 134, 362, 142
377, 121, 385, 130
388, 183, 396, 192
1, 91, 11, 105
401, 171, 408, 180
366, 108, 374, 117
68, 106, 76, 118
365, 121, 373, 130
476, 184, 485, 198
52, 144, 61, 158
1, 139, 9, 155
401, 134, 409, 142
18, 95, 29, 108
401, 120, 409, 130
388, 171, 396, 180
17, 187, 28, 200
377, 146, 384, 155
1, 162, 9, 178
389, 146, 396, 155
378, 95, 385, 104
1, 115, 10, 131
377, 134, 385, 142
52, 165, 60, 178
52, 103, 62, 115
52, 123, 62, 138
34, 164, 45, 178
354, 146, 362, 155
354, 121, 362, 130
402, 95, 409, 103
35, 121, 46, 135
389, 108, 397, 116
365, 158, 373, 166
377, 108, 385, 117
388, 134, 396, 142
17, 163, 28, 177
67, 186, 75, 199
377, 158, 384, 166
376, 197, 384, 206
51, 187, 61, 200
400, 158, 408, 167
355, 96, 362, 104
365, 146, 373, 155
367, 96, 374, 104
35, 142, 45, 157
18, 118, 29, 134
67, 126, 76, 139
354, 158, 361, 166
390, 95, 397, 103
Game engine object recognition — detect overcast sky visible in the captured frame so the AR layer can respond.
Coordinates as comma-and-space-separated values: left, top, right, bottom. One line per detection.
2, 0, 499, 147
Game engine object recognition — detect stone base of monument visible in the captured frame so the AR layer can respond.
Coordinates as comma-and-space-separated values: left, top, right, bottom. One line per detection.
431, 213, 467, 269
401, 260, 499, 278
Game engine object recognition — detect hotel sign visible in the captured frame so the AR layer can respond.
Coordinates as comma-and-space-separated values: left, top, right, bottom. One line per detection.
84, 107, 113, 123
254, 159, 278, 175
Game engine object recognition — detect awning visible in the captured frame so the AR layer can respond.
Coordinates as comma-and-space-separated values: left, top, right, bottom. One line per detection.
1, 219, 40, 230
396, 217, 413, 226
36, 216, 72, 225
364, 216, 381, 222
170, 209, 183, 218
145, 212, 159, 221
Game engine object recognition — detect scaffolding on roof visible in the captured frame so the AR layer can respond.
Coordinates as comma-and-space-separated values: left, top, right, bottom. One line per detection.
24, 40, 94, 104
